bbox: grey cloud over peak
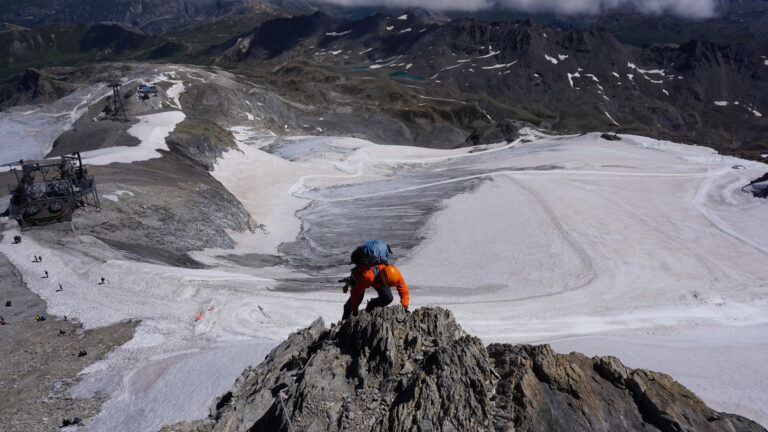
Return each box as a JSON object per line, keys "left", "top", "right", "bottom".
{"left": 316, "top": 0, "right": 722, "bottom": 18}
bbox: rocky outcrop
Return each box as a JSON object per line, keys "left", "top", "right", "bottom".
{"left": 490, "top": 344, "right": 762, "bottom": 432}
{"left": 0, "top": 68, "right": 71, "bottom": 110}
{"left": 164, "top": 307, "right": 766, "bottom": 432}
{"left": 210, "top": 11, "right": 768, "bottom": 158}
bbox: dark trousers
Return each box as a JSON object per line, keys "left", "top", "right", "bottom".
{"left": 342, "top": 285, "right": 394, "bottom": 319}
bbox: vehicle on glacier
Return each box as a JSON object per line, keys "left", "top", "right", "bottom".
{"left": 5, "top": 153, "right": 100, "bottom": 228}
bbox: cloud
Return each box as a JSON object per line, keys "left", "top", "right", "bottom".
{"left": 316, "top": 0, "right": 722, "bottom": 18}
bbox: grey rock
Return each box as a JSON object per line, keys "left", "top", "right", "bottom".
{"left": 165, "top": 307, "right": 494, "bottom": 432}
{"left": 162, "top": 307, "right": 767, "bottom": 432}
{"left": 489, "top": 344, "right": 766, "bottom": 432}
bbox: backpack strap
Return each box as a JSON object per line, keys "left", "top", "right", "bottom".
{"left": 372, "top": 264, "right": 390, "bottom": 287}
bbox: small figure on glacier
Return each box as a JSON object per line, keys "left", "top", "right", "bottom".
{"left": 98, "top": 277, "right": 106, "bottom": 285}
{"left": 341, "top": 240, "right": 409, "bottom": 320}
{"left": 56, "top": 283, "right": 63, "bottom": 292}
{"left": 42, "top": 270, "right": 49, "bottom": 278}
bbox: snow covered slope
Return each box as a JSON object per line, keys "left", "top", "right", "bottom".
{"left": 2, "top": 129, "right": 767, "bottom": 430}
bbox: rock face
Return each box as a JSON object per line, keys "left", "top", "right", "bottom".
{"left": 210, "top": 12, "right": 768, "bottom": 158}
{"left": 0, "top": 68, "right": 71, "bottom": 110}
{"left": 490, "top": 344, "right": 763, "bottom": 432}
{"left": 164, "top": 307, "right": 767, "bottom": 432}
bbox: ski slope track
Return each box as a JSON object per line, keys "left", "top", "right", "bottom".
{"left": 2, "top": 121, "right": 768, "bottom": 430}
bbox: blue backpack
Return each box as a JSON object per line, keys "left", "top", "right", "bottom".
{"left": 350, "top": 240, "right": 392, "bottom": 266}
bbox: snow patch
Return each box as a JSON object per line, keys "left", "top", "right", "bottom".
{"left": 627, "top": 62, "right": 665, "bottom": 75}
{"left": 80, "top": 111, "right": 186, "bottom": 166}
{"left": 115, "top": 189, "right": 134, "bottom": 197}
{"left": 476, "top": 48, "right": 501, "bottom": 59}
{"left": 545, "top": 54, "right": 558, "bottom": 65}
{"left": 714, "top": 101, "right": 729, "bottom": 106}
{"left": 482, "top": 61, "right": 518, "bottom": 70}
{"left": 567, "top": 71, "right": 581, "bottom": 88}
{"left": 604, "top": 111, "right": 620, "bottom": 125}
{"left": 326, "top": 30, "right": 352, "bottom": 37}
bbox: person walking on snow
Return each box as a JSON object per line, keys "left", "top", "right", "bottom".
{"left": 43, "top": 271, "right": 49, "bottom": 278}
{"left": 342, "top": 240, "right": 409, "bottom": 320}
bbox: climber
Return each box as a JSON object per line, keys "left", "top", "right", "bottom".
{"left": 342, "top": 240, "right": 409, "bottom": 320}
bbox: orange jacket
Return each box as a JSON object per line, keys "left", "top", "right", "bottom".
{"left": 349, "top": 264, "right": 409, "bottom": 313}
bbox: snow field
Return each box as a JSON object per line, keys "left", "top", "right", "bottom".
{"left": 207, "top": 129, "right": 768, "bottom": 426}
{"left": 0, "top": 65, "right": 194, "bottom": 167}
{"left": 0, "top": 230, "right": 344, "bottom": 431}
{"left": 80, "top": 111, "right": 186, "bottom": 166}
{"left": 2, "top": 94, "right": 768, "bottom": 430}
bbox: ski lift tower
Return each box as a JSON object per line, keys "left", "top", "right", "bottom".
{"left": 107, "top": 79, "right": 128, "bottom": 122}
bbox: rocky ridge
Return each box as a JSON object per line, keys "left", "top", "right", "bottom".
{"left": 3, "top": 10, "right": 767, "bottom": 157}
{"left": 210, "top": 11, "right": 768, "bottom": 158}
{"left": 163, "top": 307, "right": 766, "bottom": 432}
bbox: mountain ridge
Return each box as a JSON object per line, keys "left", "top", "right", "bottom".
{"left": 207, "top": 11, "right": 767, "bottom": 157}
{"left": 162, "top": 306, "right": 767, "bottom": 432}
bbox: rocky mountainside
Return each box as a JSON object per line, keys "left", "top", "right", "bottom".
{"left": 162, "top": 307, "right": 766, "bottom": 432}
{"left": 0, "top": 68, "right": 73, "bottom": 109}
{"left": 0, "top": 0, "right": 282, "bottom": 32}
{"left": 2, "top": 7, "right": 767, "bottom": 157}
{"left": 3, "top": 0, "right": 767, "bottom": 45}
{"left": 462, "top": 1, "right": 768, "bottom": 46}
{"left": 0, "top": 22, "right": 177, "bottom": 78}
{"left": 209, "top": 11, "right": 768, "bottom": 158}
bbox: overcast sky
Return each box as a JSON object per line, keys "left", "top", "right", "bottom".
{"left": 318, "top": 0, "right": 722, "bottom": 18}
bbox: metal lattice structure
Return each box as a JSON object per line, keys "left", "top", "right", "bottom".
{"left": 106, "top": 80, "right": 129, "bottom": 122}
{"left": 6, "top": 153, "right": 100, "bottom": 228}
